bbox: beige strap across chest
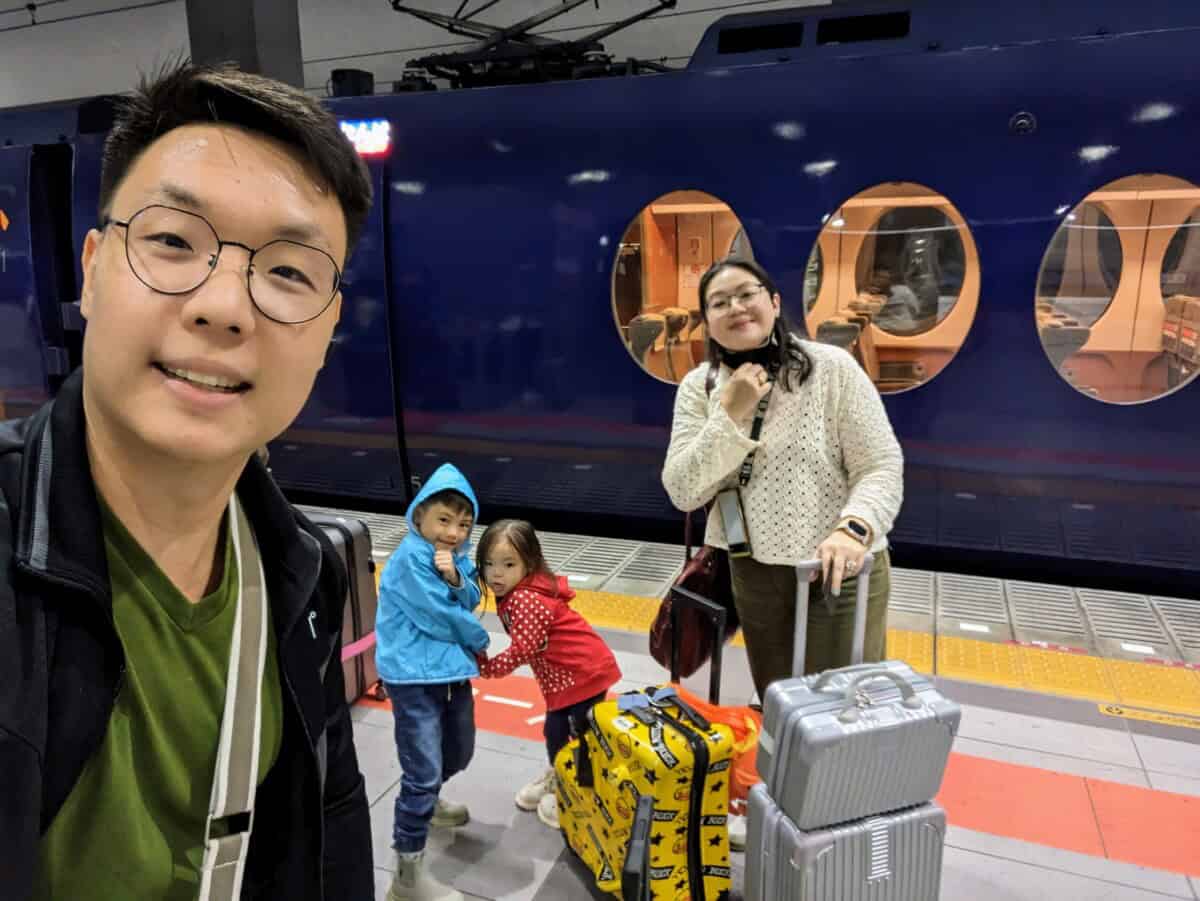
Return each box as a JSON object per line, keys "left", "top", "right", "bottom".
{"left": 197, "top": 493, "right": 269, "bottom": 901}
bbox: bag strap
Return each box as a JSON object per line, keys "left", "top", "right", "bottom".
{"left": 197, "top": 493, "right": 269, "bottom": 901}
{"left": 737, "top": 383, "right": 773, "bottom": 488}
{"left": 683, "top": 363, "right": 773, "bottom": 558}
{"left": 647, "top": 686, "right": 711, "bottom": 732}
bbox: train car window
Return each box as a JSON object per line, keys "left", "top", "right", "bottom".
{"left": 1036, "top": 174, "right": 1200, "bottom": 404}
{"left": 816, "top": 11, "right": 910, "bottom": 45}
{"left": 718, "top": 22, "right": 804, "bottom": 55}
{"left": 803, "top": 181, "right": 979, "bottom": 394}
{"left": 612, "top": 189, "right": 751, "bottom": 384}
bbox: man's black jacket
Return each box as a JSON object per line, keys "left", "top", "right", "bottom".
{"left": 0, "top": 369, "right": 373, "bottom": 898}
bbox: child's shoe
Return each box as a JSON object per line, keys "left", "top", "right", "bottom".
{"left": 727, "top": 811, "right": 747, "bottom": 852}
{"left": 387, "top": 850, "right": 464, "bottom": 901}
{"left": 515, "top": 766, "right": 556, "bottom": 811}
{"left": 536, "top": 791, "right": 560, "bottom": 830}
{"left": 430, "top": 797, "right": 469, "bottom": 828}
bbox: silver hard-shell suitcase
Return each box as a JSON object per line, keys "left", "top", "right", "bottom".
{"left": 745, "top": 783, "right": 945, "bottom": 901}
{"left": 757, "top": 556, "right": 960, "bottom": 830}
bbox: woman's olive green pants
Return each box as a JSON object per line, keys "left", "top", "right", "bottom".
{"left": 729, "top": 550, "right": 892, "bottom": 700}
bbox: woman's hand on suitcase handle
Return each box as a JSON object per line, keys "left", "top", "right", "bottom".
{"left": 816, "top": 530, "right": 867, "bottom": 596}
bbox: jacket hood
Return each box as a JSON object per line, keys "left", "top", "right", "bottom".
{"left": 405, "top": 463, "right": 479, "bottom": 534}
{"left": 514, "top": 571, "right": 575, "bottom": 603}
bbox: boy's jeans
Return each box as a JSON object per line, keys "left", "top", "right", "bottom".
{"left": 385, "top": 680, "right": 476, "bottom": 853}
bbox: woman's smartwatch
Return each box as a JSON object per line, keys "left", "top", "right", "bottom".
{"left": 837, "top": 516, "right": 872, "bottom": 547}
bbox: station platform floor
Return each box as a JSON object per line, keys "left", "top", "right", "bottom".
{"left": 301, "top": 505, "right": 1200, "bottom": 900}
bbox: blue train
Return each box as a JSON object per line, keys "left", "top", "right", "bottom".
{"left": 2, "top": 0, "right": 1199, "bottom": 597}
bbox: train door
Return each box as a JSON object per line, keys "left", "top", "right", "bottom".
{"left": 266, "top": 159, "right": 409, "bottom": 503}
{"left": 0, "top": 143, "right": 76, "bottom": 420}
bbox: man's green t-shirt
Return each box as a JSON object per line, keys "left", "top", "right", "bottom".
{"left": 33, "top": 502, "right": 284, "bottom": 899}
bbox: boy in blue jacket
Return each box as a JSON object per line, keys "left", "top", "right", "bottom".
{"left": 377, "top": 463, "right": 488, "bottom": 901}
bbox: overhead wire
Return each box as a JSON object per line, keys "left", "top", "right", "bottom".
{"left": 0, "top": 0, "right": 178, "bottom": 36}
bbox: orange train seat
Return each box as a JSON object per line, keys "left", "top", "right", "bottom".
{"left": 848, "top": 315, "right": 881, "bottom": 382}
{"left": 630, "top": 308, "right": 697, "bottom": 382}
{"left": 817, "top": 313, "right": 926, "bottom": 392}
{"left": 659, "top": 307, "right": 698, "bottom": 381}
{"left": 815, "top": 317, "right": 861, "bottom": 354}
{"left": 1161, "top": 296, "right": 1184, "bottom": 356}
{"left": 1038, "top": 320, "right": 1092, "bottom": 373}
{"left": 627, "top": 314, "right": 665, "bottom": 368}
{"left": 1179, "top": 298, "right": 1199, "bottom": 365}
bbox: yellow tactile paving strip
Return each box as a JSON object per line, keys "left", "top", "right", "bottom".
{"left": 372, "top": 571, "right": 1200, "bottom": 716}
{"left": 937, "top": 636, "right": 1028, "bottom": 689}
{"left": 1021, "top": 647, "right": 1115, "bottom": 703}
{"left": 1106, "top": 659, "right": 1200, "bottom": 717}
{"left": 570, "top": 590, "right": 661, "bottom": 633}
{"left": 563, "top": 589, "right": 1200, "bottom": 716}
{"left": 886, "top": 629, "right": 935, "bottom": 675}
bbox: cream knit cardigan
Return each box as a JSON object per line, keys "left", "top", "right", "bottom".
{"left": 662, "top": 339, "right": 904, "bottom": 566}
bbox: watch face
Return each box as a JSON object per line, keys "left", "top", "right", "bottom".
{"left": 847, "top": 520, "right": 867, "bottom": 537}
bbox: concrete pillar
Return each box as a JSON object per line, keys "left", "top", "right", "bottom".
{"left": 186, "top": 0, "right": 304, "bottom": 88}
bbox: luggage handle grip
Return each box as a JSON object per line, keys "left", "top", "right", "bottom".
{"left": 793, "top": 553, "right": 874, "bottom": 577}
{"left": 648, "top": 687, "right": 712, "bottom": 733}
{"left": 792, "top": 552, "right": 874, "bottom": 677}
{"left": 818, "top": 670, "right": 923, "bottom": 723}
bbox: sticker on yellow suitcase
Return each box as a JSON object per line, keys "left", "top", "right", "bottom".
{"left": 555, "top": 687, "right": 736, "bottom": 900}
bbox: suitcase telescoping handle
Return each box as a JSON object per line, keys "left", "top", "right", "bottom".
{"left": 667, "top": 585, "right": 728, "bottom": 705}
{"left": 791, "top": 553, "right": 874, "bottom": 678}
{"left": 813, "top": 669, "right": 924, "bottom": 723}
{"left": 621, "top": 793, "right": 655, "bottom": 901}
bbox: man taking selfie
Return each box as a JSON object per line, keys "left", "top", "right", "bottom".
{"left": 0, "top": 61, "right": 375, "bottom": 899}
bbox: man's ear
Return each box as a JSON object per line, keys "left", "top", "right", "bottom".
{"left": 321, "top": 292, "right": 344, "bottom": 369}
{"left": 79, "top": 228, "right": 104, "bottom": 320}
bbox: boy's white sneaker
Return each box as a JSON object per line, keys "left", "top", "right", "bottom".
{"left": 388, "top": 850, "right": 463, "bottom": 901}
{"left": 515, "top": 766, "right": 557, "bottom": 811}
{"left": 430, "top": 797, "right": 469, "bottom": 828}
{"left": 536, "top": 791, "right": 560, "bottom": 830}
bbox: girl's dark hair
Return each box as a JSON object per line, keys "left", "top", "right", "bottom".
{"left": 698, "top": 255, "right": 813, "bottom": 391}
{"left": 476, "top": 519, "right": 554, "bottom": 584}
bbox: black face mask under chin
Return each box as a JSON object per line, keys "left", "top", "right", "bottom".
{"left": 716, "top": 334, "right": 778, "bottom": 371}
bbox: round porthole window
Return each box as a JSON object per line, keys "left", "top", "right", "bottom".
{"left": 612, "top": 190, "right": 752, "bottom": 384}
{"left": 803, "top": 182, "right": 980, "bottom": 394}
{"left": 1036, "top": 174, "right": 1200, "bottom": 403}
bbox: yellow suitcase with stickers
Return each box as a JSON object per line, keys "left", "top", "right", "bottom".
{"left": 555, "top": 686, "right": 735, "bottom": 900}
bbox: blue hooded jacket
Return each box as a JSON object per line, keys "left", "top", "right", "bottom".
{"left": 375, "top": 463, "right": 489, "bottom": 685}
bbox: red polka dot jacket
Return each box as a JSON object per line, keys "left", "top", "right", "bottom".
{"left": 478, "top": 572, "right": 621, "bottom": 711}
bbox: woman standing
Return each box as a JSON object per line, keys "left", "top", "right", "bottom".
{"left": 662, "top": 257, "right": 904, "bottom": 701}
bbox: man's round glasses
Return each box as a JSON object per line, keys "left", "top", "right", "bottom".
{"left": 102, "top": 204, "right": 342, "bottom": 325}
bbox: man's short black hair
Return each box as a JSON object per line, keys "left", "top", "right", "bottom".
{"left": 98, "top": 59, "right": 373, "bottom": 256}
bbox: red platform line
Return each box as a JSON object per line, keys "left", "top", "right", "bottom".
{"left": 935, "top": 752, "right": 1106, "bottom": 857}
{"left": 354, "top": 673, "right": 1200, "bottom": 877}
{"left": 1086, "top": 778, "right": 1200, "bottom": 875}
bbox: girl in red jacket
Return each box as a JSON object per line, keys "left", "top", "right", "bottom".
{"left": 475, "top": 519, "right": 621, "bottom": 829}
